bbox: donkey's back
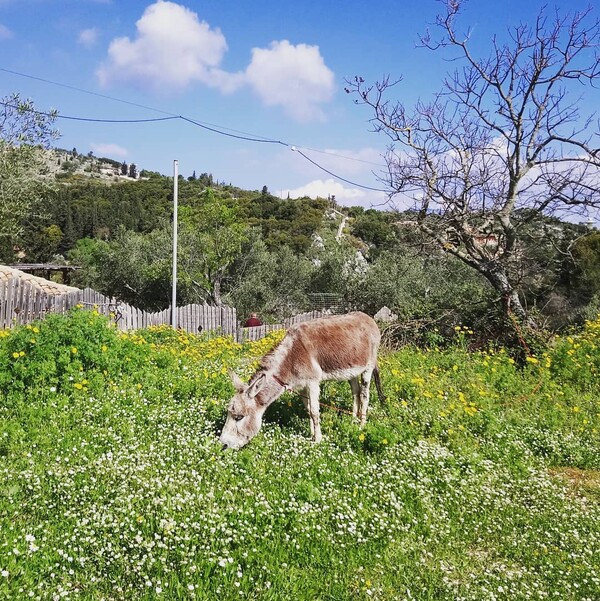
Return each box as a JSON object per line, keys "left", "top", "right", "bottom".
{"left": 280, "top": 311, "right": 381, "bottom": 382}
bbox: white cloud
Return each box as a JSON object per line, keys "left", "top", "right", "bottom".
{"left": 201, "top": 40, "right": 335, "bottom": 120}
{"left": 282, "top": 178, "right": 386, "bottom": 207}
{"left": 78, "top": 27, "right": 98, "bottom": 48}
{"left": 244, "top": 40, "right": 335, "bottom": 122}
{"left": 96, "top": 1, "right": 227, "bottom": 91}
{"left": 90, "top": 142, "right": 128, "bottom": 158}
{"left": 96, "top": 2, "right": 334, "bottom": 121}
{"left": 0, "top": 23, "right": 13, "bottom": 40}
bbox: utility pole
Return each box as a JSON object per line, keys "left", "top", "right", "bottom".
{"left": 171, "top": 160, "right": 179, "bottom": 329}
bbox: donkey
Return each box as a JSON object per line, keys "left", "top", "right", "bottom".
{"left": 219, "top": 311, "right": 384, "bottom": 450}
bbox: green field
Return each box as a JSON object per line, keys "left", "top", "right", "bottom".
{"left": 1, "top": 309, "right": 599, "bottom": 600}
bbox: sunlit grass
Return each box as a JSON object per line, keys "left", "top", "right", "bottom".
{"left": 1, "top": 309, "right": 599, "bottom": 599}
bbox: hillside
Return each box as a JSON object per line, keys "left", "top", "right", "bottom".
{"left": 43, "top": 148, "right": 141, "bottom": 183}
{"left": 5, "top": 146, "right": 599, "bottom": 331}
{"left": 30, "top": 156, "right": 339, "bottom": 260}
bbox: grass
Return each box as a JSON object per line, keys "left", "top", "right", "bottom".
{"left": 0, "top": 308, "right": 599, "bottom": 600}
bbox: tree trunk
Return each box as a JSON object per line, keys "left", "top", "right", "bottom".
{"left": 482, "top": 266, "right": 536, "bottom": 329}
{"left": 503, "top": 289, "right": 532, "bottom": 326}
{"left": 211, "top": 278, "right": 222, "bottom": 307}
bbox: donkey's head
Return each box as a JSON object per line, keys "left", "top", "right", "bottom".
{"left": 219, "top": 372, "right": 268, "bottom": 450}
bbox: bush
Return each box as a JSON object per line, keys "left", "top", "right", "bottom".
{"left": 0, "top": 307, "right": 151, "bottom": 395}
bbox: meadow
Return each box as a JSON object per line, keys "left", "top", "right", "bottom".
{"left": 1, "top": 308, "right": 599, "bottom": 600}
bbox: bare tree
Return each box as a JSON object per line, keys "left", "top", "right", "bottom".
{"left": 346, "top": 1, "right": 600, "bottom": 325}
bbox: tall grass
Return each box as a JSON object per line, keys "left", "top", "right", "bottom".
{"left": 1, "top": 309, "right": 599, "bottom": 600}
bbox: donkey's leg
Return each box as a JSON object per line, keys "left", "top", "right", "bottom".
{"left": 306, "top": 381, "right": 322, "bottom": 443}
{"left": 299, "top": 388, "right": 314, "bottom": 439}
{"left": 358, "top": 368, "right": 373, "bottom": 427}
{"left": 350, "top": 377, "right": 361, "bottom": 421}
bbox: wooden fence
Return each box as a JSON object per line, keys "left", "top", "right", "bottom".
{"left": 0, "top": 278, "right": 325, "bottom": 340}
{"left": 238, "top": 311, "right": 326, "bottom": 341}
{"left": 0, "top": 279, "right": 239, "bottom": 336}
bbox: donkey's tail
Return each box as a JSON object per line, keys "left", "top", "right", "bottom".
{"left": 373, "top": 365, "right": 386, "bottom": 403}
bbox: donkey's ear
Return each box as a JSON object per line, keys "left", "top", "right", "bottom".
{"left": 247, "top": 373, "right": 266, "bottom": 398}
{"left": 230, "top": 371, "right": 246, "bottom": 392}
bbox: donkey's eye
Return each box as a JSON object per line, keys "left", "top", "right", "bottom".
{"left": 233, "top": 414, "right": 245, "bottom": 422}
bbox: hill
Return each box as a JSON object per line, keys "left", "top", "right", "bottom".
{"left": 7, "top": 146, "right": 599, "bottom": 332}
{"left": 43, "top": 148, "right": 141, "bottom": 183}
{"left": 19, "top": 148, "right": 342, "bottom": 264}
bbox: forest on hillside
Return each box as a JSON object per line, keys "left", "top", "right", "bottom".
{"left": 4, "top": 163, "right": 600, "bottom": 346}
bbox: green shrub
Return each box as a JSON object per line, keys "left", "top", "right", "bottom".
{"left": 0, "top": 307, "right": 152, "bottom": 395}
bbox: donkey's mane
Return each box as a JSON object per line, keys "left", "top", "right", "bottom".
{"left": 248, "top": 339, "right": 284, "bottom": 384}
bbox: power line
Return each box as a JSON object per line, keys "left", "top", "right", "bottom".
{"left": 0, "top": 67, "right": 291, "bottom": 141}
{"left": 179, "top": 116, "right": 288, "bottom": 146}
{"left": 0, "top": 99, "right": 180, "bottom": 124}
{"left": 0, "top": 67, "right": 177, "bottom": 117}
{"left": 291, "top": 147, "right": 388, "bottom": 192}
{"left": 59, "top": 114, "right": 179, "bottom": 125}
{"left": 299, "top": 145, "right": 385, "bottom": 167}
{"left": 0, "top": 67, "right": 389, "bottom": 190}
{"left": 0, "top": 99, "right": 287, "bottom": 142}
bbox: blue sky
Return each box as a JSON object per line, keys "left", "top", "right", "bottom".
{"left": 0, "top": 0, "right": 598, "bottom": 207}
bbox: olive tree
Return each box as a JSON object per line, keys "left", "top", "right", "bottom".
{"left": 178, "top": 188, "right": 248, "bottom": 306}
{"left": 68, "top": 228, "right": 173, "bottom": 310}
{"left": 0, "top": 94, "right": 59, "bottom": 259}
{"left": 347, "top": 1, "right": 600, "bottom": 326}
{"left": 226, "top": 231, "right": 315, "bottom": 321}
